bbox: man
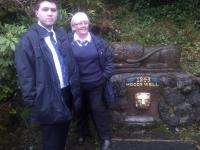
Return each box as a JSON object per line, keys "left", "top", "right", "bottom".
{"left": 15, "top": 1, "right": 80, "bottom": 150}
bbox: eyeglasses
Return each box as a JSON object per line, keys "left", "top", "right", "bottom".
{"left": 74, "top": 21, "right": 89, "bottom": 26}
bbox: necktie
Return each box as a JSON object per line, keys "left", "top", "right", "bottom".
{"left": 49, "top": 32, "right": 68, "bottom": 87}
{"left": 77, "top": 40, "right": 89, "bottom": 47}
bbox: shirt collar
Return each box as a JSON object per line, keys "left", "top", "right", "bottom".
{"left": 38, "top": 21, "right": 55, "bottom": 36}
{"left": 74, "top": 32, "right": 91, "bottom": 42}
{"left": 38, "top": 22, "right": 57, "bottom": 42}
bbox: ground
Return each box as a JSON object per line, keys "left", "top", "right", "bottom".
{"left": 0, "top": 121, "right": 200, "bottom": 150}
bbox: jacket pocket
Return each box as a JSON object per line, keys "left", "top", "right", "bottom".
{"left": 32, "top": 84, "right": 70, "bottom": 124}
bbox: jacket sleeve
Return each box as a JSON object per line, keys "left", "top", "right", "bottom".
{"left": 15, "top": 37, "right": 36, "bottom": 107}
{"left": 67, "top": 44, "right": 81, "bottom": 113}
{"left": 102, "top": 39, "right": 113, "bottom": 80}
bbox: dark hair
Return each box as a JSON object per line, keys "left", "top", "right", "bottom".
{"left": 34, "top": 0, "right": 58, "bottom": 11}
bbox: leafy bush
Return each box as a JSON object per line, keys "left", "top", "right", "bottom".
{"left": 0, "top": 24, "right": 27, "bottom": 142}
{"left": 0, "top": 24, "right": 27, "bottom": 102}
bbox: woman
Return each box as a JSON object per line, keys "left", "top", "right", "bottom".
{"left": 69, "top": 12, "right": 113, "bottom": 150}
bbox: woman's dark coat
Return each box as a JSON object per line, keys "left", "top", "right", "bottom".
{"left": 68, "top": 32, "right": 114, "bottom": 102}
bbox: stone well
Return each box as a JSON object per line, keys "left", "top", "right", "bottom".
{"left": 109, "top": 43, "right": 200, "bottom": 126}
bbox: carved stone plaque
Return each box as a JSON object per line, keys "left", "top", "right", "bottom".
{"left": 125, "top": 74, "right": 161, "bottom": 125}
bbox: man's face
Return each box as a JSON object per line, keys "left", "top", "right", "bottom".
{"left": 35, "top": 1, "right": 58, "bottom": 29}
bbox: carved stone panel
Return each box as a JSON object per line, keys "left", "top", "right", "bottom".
{"left": 125, "top": 74, "right": 161, "bottom": 125}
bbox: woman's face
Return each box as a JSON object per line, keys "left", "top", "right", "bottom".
{"left": 73, "top": 20, "right": 89, "bottom": 37}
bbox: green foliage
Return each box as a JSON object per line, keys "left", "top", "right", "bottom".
{"left": 57, "top": 1, "right": 107, "bottom": 31}
{"left": 181, "top": 41, "right": 200, "bottom": 75}
{"left": 108, "top": 0, "right": 200, "bottom": 75}
{"left": 57, "top": 8, "right": 72, "bottom": 28}
{"left": 0, "top": 0, "right": 36, "bottom": 24}
{"left": 66, "top": 0, "right": 105, "bottom": 12}
{"left": 0, "top": 24, "right": 27, "bottom": 102}
{"left": 177, "top": 123, "right": 200, "bottom": 141}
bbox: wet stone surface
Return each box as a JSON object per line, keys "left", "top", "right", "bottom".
{"left": 111, "top": 140, "right": 198, "bottom": 150}
{"left": 110, "top": 72, "right": 200, "bottom": 126}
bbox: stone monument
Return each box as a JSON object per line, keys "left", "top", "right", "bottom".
{"left": 110, "top": 43, "right": 200, "bottom": 126}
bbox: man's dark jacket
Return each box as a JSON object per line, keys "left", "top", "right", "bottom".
{"left": 15, "top": 23, "right": 81, "bottom": 124}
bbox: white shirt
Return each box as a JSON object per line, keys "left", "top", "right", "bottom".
{"left": 74, "top": 32, "right": 91, "bottom": 47}
{"left": 38, "top": 22, "right": 65, "bottom": 88}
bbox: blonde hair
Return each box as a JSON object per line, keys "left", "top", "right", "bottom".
{"left": 71, "top": 12, "right": 89, "bottom": 31}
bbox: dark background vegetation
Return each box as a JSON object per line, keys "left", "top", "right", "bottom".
{"left": 0, "top": 0, "right": 200, "bottom": 149}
